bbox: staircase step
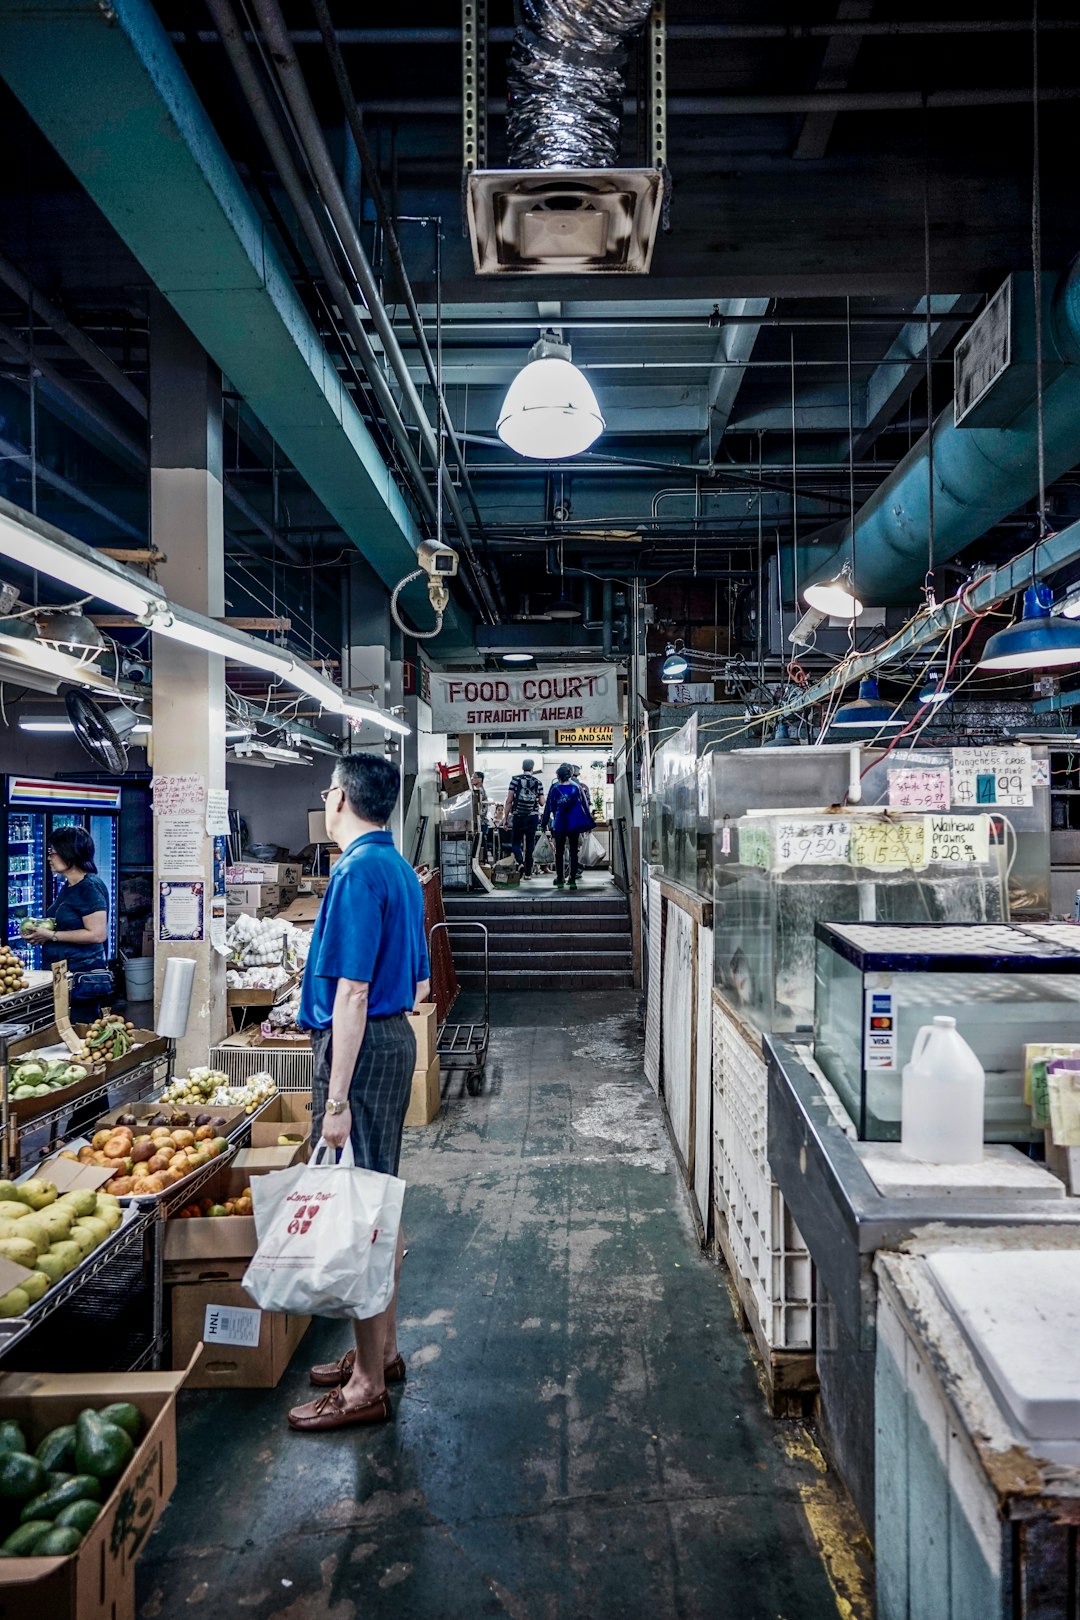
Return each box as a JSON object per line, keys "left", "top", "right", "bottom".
{"left": 456, "top": 968, "right": 635, "bottom": 991}
{"left": 447, "top": 920, "right": 631, "bottom": 940}
{"left": 443, "top": 897, "right": 628, "bottom": 918}
{"left": 455, "top": 947, "right": 632, "bottom": 968}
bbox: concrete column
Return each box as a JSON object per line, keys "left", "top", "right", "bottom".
{"left": 149, "top": 295, "right": 227, "bottom": 1069}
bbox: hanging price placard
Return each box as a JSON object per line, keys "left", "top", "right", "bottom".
{"left": 849, "top": 817, "right": 927, "bottom": 868}
{"left": 737, "top": 824, "right": 772, "bottom": 868}
{"left": 887, "top": 766, "right": 951, "bottom": 811}
{"left": 773, "top": 817, "right": 852, "bottom": 869}
{"left": 926, "top": 814, "right": 991, "bottom": 865}
{"left": 952, "top": 747, "right": 1032, "bottom": 808}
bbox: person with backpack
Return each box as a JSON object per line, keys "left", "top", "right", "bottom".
{"left": 504, "top": 758, "right": 544, "bottom": 880}
{"left": 541, "top": 763, "right": 595, "bottom": 890}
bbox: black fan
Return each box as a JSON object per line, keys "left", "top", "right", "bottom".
{"left": 64, "top": 689, "right": 128, "bottom": 773}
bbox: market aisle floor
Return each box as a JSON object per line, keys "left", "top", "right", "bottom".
{"left": 138, "top": 993, "right": 861, "bottom": 1620}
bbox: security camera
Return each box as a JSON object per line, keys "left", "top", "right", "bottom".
{"left": 121, "top": 654, "right": 150, "bottom": 684}
{"left": 417, "top": 539, "right": 459, "bottom": 579}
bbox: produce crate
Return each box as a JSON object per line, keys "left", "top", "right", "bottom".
{"left": 169, "top": 1277, "right": 308, "bottom": 1390}
{"left": 0, "top": 1357, "right": 190, "bottom": 1620}
{"left": 711, "top": 993, "right": 816, "bottom": 1364}
{"left": 208, "top": 1036, "right": 313, "bottom": 1092}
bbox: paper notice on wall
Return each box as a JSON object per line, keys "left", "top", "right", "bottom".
{"left": 152, "top": 773, "right": 206, "bottom": 817}
{"left": 773, "top": 817, "right": 851, "bottom": 869}
{"left": 951, "top": 747, "right": 1033, "bottom": 809}
{"left": 202, "top": 1302, "right": 262, "bottom": 1348}
{"left": 158, "top": 817, "right": 204, "bottom": 878}
{"left": 158, "top": 880, "right": 205, "bottom": 943}
{"left": 1033, "top": 757, "right": 1051, "bottom": 788}
{"left": 205, "top": 788, "right": 230, "bottom": 837}
{"left": 849, "top": 817, "right": 927, "bottom": 869}
{"left": 887, "top": 766, "right": 951, "bottom": 811}
{"left": 209, "top": 899, "right": 228, "bottom": 957}
{"left": 926, "top": 814, "right": 991, "bottom": 865}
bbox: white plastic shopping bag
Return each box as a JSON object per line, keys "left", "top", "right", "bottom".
{"left": 242, "top": 1140, "right": 405, "bottom": 1321}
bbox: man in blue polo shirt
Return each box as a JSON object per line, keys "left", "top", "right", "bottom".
{"left": 288, "top": 753, "right": 430, "bottom": 1434}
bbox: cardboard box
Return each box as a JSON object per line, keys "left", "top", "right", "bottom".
{"left": 0, "top": 1359, "right": 190, "bottom": 1620}
{"left": 249, "top": 1091, "right": 312, "bottom": 1150}
{"left": 278, "top": 894, "right": 321, "bottom": 926}
{"left": 405, "top": 1053, "right": 441, "bottom": 1127}
{"left": 407, "top": 1002, "right": 438, "bottom": 1070}
{"left": 162, "top": 1141, "right": 305, "bottom": 1273}
{"left": 227, "top": 862, "right": 301, "bottom": 889}
{"left": 226, "top": 882, "right": 286, "bottom": 912}
{"left": 170, "top": 1280, "right": 309, "bottom": 1389}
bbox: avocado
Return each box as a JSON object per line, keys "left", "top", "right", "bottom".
{"left": 0, "top": 1451, "right": 46, "bottom": 1502}
{"left": 73, "top": 1412, "right": 133, "bottom": 1482}
{"left": 34, "top": 1524, "right": 83, "bottom": 1555}
{"left": 20, "top": 1474, "right": 101, "bottom": 1522}
{"left": 97, "top": 1403, "right": 142, "bottom": 1442}
{"left": 54, "top": 1498, "right": 100, "bottom": 1535}
{"left": 1, "top": 1519, "right": 52, "bottom": 1556}
{"left": 0, "top": 1422, "right": 26, "bottom": 1456}
{"left": 35, "top": 1425, "right": 76, "bottom": 1473}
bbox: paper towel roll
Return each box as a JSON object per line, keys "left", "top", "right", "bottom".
{"left": 156, "top": 956, "right": 197, "bottom": 1038}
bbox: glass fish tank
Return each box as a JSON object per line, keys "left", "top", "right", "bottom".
{"left": 813, "top": 921, "right": 1080, "bottom": 1141}
{"left": 655, "top": 713, "right": 711, "bottom": 896}
{"left": 713, "top": 812, "right": 1004, "bottom": 1034}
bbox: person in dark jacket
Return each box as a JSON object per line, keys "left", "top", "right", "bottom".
{"left": 504, "top": 758, "right": 544, "bottom": 879}
{"left": 540, "top": 763, "right": 593, "bottom": 890}
{"left": 23, "top": 826, "right": 112, "bottom": 1021}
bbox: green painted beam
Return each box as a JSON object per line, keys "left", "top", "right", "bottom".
{"left": 0, "top": 0, "right": 473, "bottom": 652}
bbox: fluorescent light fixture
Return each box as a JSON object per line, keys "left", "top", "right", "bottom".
{"left": 803, "top": 561, "right": 864, "bottom": 619}
{"left": 18, "top": 718, "right": 73, "bottom": 732}
{"left": 0, "top": 629, "right": 115, "bottom": 693}
{"left": 832, "top": 675, "right": 905, "bottom": 729}
{"left": 232, "top": 741, "right": 312, "bottom": 766}
{"left": 502, "top": 652, "right": 535, "bottom": 664}
{"left": 0, "top": 499, "right": 162, "bottom": 618}
{"left": 659, "top": 645, "right": 690, "bottom": 684}
{"left": 789, "top": 605, "right": 827, "bottom": 648}
{"left": 496, "top": 336, "right": 604, "bottom": 461}
{"left": 979, "top": 582, "right": 1080, "bottom": 670}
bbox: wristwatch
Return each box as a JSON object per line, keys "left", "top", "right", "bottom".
{"left": 325, "top": 1098, "right": 348, "bottom": 1115}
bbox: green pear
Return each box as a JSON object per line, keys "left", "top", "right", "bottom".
{"left": 92, "top": 1202, "right": 122, "bottom": 1232}
{"left": 48, "top": 1241, "right": 81, "bottom": 1276}
{"left": 13, "top": 1219, "right": 50, "bottom": 1258}
{"left": 64, "top": 1225, "right": 96, "bottom": 1258}
{"left": 34, "top": 1252, "right": 66, "bottom": 1284}
{"left": 0, "top": 1237, "right": 40, "bottom": 1269}
{"left": 0, "top": 1288, "right": 29, "bottom": 1318}
{"left": 18, "top": 1272, "right": 49, "bottom": 1305}
{"left": 74, "top": 1216, "right": 108, "bottom": 1246}
{"left": 0, "top": 1202, "right": 30, "bottom": 1223}
{"left": 0, "top": 1182, "right": 19, "bottom": 1203}
{"left": 16, "top": 1180, "right": 57, "bottom": 1212}
{"left": 37, "top": 1208, "right": 73, "bottom": 1242}
{"left": 56, "top": 1189, "right": 96, "bottom": 1219}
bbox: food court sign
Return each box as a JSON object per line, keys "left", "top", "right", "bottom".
{"left": 430, "top": 664, "right": 621, "bottom": 734}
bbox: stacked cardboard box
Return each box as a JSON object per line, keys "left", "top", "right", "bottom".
{"left": 405, "top": 1003, "right": 440, "bottom": 1126}
{"left": 226, "top": 861, "right": 303, "bottom": 920}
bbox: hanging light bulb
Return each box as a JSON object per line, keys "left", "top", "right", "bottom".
{"left": 832, "top": 675, "right": 904, "bottom": 729}
{"left": 496, "top": 334, "right": 604, "bottom": 460}
{"left": 979, "top": 582, "right": 1080, "bottom": 670}
{"left": 659, "top": 644, "right": 690, "bottom": 684}
{"left": 803, "top": 560, "right": 864, "bottom": 619}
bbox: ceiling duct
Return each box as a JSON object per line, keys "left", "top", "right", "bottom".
{"left": 467, "top": 0, "right": 664, "bottom": 275}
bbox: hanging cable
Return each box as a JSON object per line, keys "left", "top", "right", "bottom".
{"left": 845, "top": 297, "right": 857, "bottom": 654}
{"left": 1032, "top": 0, "right": 1049, "bottom": 549}
{"left": 923, "top": 116, "right": 936, "bottom": 603}
{"left": 789, "top": 334, "right": 799, "bottom": 613}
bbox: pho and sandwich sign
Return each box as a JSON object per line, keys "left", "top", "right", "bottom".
{"left": 430, "top": 663, "right": 621, "bottom": 734}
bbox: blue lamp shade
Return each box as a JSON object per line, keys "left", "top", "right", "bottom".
{"left": 918, "top": 670, "right": 951, "bottom": 705}
{"left": 832, "top": 675, "right": 904, "bottom": 729}
{"left": 660, "top": 647, "right": 690, "bottom": 684}
{"left": 979, "top": 582, "right": 1080, "bottom": 670}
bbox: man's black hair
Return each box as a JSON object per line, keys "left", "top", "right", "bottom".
{"left": 332, "top": 753, "right": 401, "bottom": 825}
{"left": 49, "top": 825, "right": 98, "bottom": 873}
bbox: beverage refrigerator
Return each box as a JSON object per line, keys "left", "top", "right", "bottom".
{"left": 4, "top": 778, "right": 121, "bottom": 969}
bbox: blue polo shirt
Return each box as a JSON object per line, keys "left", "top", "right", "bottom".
{"left": 298, "top": 831, "right": 430, "bottom": 1032}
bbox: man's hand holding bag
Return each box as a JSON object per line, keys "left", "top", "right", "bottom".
{"left": 242, "top": 1140, "right": 404, "bottom": 1321}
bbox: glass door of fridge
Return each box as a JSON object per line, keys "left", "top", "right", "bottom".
{"left": 88, "top": 814, "right": 119, "bottom": 957}
{"left": 7, "top": 810, "right": 45, "bottom": 969}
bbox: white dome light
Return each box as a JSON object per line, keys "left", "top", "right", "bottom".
{"left": 803, "top": 562, "right": 864, "bottom": 619}
{"left": 496, "top": 339, "right": 604, "bottom": 461}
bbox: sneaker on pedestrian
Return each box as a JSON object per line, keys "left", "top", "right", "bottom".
{"left": 553, "top": 878, "right": 564, "bottom": 889}
{"left": 567, "top": 879, "right": 577, "bottom": 890}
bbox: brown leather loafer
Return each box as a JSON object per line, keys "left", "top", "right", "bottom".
{"left": 310, "top": 1349, "right": 406, "bottom": 1388}
{"left": 288, "top": 1387, "right": 392, "bottom": 1431}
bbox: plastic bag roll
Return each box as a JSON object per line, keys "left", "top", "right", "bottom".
{"left": 156, "top": 956, "right": 196, "bottom": 1038}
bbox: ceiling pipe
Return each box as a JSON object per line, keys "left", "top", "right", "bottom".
{"left": 800, "top": 261, "right": 1080, "bottom": 606}
{"left": 308, "top": 0, "right": 502, "bottom": 613}
{"left": 0, "top": 249, "right": 147, "bottom": 420}
{"left": 180, "top": 20, "right": 1080, "bottom": 46}
{"left": 0, "top": 434, "right": 144, "bottom": 541}
{"left": 341, "top": 87, "right": 1080, "bottom": 116}
{"left": 247, "top": 0, "right": 501, "bottom": 626}
{"left": 0, "top": 319, "right": 146, "bottom": 466}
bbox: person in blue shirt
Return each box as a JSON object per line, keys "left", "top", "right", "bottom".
{"left": 289, "top": 753, "right": 431, "bottom": 1435}
{"left": 23, "top": 826, "right": 112, "bottom": 1020}
{"left": 540, "top": 763, "right": 593, "bottom": 890}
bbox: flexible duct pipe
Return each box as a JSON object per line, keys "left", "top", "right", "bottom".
{"left": 800, "top": 260, "right": 1080, "bottom": 605}
{"left": 249, "top": 0, "right": 500, "bottom": 625}
{"left": 507, "top": 0, "right": 655, "bottom": 169}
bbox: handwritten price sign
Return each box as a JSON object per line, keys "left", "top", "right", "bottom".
{"left": 888, "top": 766, "right": 951, "bottom": 811}
{"left": 773, "top": 818, "right": 852, "bottom": 869}
{"left": 152, "top": 773, "right": 206, "bottom": 817}
{"left": 952, "top": 747, "right": 1032, "bottom": 809}
{"left": 926, "top": 815, "right": 990, "bottom": 864}
{"left": 849, "top": 817, "right": 928, "bottom": 868}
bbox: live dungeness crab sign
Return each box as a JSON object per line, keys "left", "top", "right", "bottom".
{"left": 430, "top": 664, "right": 621, "bottom": 733}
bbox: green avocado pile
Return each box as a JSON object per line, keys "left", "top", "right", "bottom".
{"left": 0, "top": 1403, "right": 142, "bottom": 1557}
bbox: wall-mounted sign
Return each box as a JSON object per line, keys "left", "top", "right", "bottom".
{"left": 555, "top": 725, "right": 615, "bottom": 746}
{"left": 430, "top": 664, "right": 621, "bottom": 734}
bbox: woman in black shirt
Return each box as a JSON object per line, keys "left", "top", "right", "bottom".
{"left": 23, "top": 826, "right": 112, "bottom": 1022}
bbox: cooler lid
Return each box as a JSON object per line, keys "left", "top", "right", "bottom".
{"left": 927, "top": 1249, "right": 1080, "bottom": 1441}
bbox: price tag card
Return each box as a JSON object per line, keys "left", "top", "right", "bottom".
{"left": 952, "top": 747, "right": 1033, "bottom": 809}
{"left": 849, "top": 817, "right": 927, "bottom": 869}
{"left": 926, "top": 814, "right": 990, "bottom": 865}
{"left": 737, "top": 824, "right": 772, "bottom": 869}
{"left": 888, "top": 766, "right": 951, "bottom": 811}
{"left": 773, "top": 817, "right": 851, "bottom": 869}
{"left": 203, "top": 1302, "right": 262, "bottom": 1349}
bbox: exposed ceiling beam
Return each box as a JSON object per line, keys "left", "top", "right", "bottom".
{"left": 341, "top": 88, "right": 1080, "bottom": 116}
{"left": 794, "top": 0, "right": 874, "bottom": 162}
{"left": 695, "top": 298, "right": 771, "bottom": 461}
{"left": 176, "top": 20, "right": 1080, "bottom": 45}
{"left": 851, "top": 293, "right": 979, "bottom": 460}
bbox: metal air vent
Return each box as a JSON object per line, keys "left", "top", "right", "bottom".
{"left": 467, "top": 169, "right": 662, "bottom": 276}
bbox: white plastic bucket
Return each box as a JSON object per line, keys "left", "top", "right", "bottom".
{"left": 123, "top": 955, "right": 154, "bottom": 1001}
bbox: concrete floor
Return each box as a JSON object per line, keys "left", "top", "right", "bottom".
{"left": 137, "top": 992, "right": 854, "bottom": 1620}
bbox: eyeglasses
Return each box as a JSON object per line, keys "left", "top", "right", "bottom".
{"left": 319, "top": 788, "right": 341, "bottom": 804}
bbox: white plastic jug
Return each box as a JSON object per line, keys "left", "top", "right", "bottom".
{"left": 900, "top": 1015, "right": 985, "bottom": 1164}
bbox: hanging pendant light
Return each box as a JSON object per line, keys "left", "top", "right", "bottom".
{"left": 496, "top": 334, "right": 604, "bottom": 460}
{"left": 659, "top": 644, "right": 690, "bottom": 684}
{"left": 832, "top": 675, "right": 904, "bottom": 729}
{"left": 978, "top": 582, "right": 1080, "bottom": 670}
{"left": 803, "top": 560, "right": 864, "bottom": 619}
{"left": 918, "top": 669, "right": 952, "bottom": 705}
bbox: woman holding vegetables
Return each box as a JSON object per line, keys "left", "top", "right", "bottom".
{"left": 22, "top": 827, "right": 112, "bottom": 1024}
